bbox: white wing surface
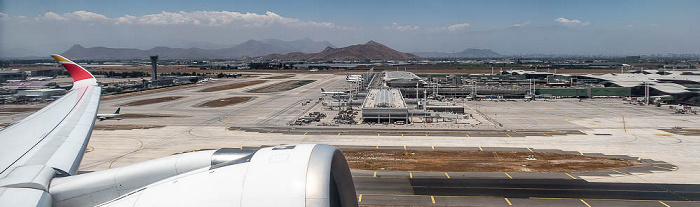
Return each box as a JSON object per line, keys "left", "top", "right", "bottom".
{"left": 0, "top": 55, "right": 100, "bottom": 206}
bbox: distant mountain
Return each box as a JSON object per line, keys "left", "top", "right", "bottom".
{"left": 59, "top": 38, "right": 335, "bottom": 59}
{"left": 211, "top": 38, "right": 334, "bottom": 58}
{"left": 262, "top": 41, "right": 420, "bottom": 61}
{"left": 62, "top": 44, "right": 221, "bottom": 59}
{"left": 413, "top": 49, "right": 502, "bottom": 58}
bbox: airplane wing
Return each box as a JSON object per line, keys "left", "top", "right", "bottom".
{"left": 0, "top": 55, "right": 101, "bottom": 206}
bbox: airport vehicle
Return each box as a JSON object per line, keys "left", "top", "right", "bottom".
{"left": 321, "top": 88, "right": 349, "bottom": 95}
{"left": 670, "top": 105, "right": 699, "bottom": 114}
{"left": 96, "top": 107, "right": 121, "bottom": 121}
{"left": 0, "top": 55, "right": 357, "bottom": 207}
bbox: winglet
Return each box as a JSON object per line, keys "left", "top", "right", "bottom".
{"left": 51, "top": 54, "right": 97, "bottom": 89}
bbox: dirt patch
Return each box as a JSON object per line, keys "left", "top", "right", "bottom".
{"left": 198, "top": 80, "right": 266, "bottom": 92}
{"left": 263, "top": 74, "right": 295, "bottom": 79}
{"left": 102, "top": 83, "right": 207, "bottom": 101}
{"left": 0, "top": 108, "right": 42, "bottom": 113}
{"left": 118, "top": 113, "right": 187, "bottom": 119}
{"left": 94, "top": 125, "right": 164, "bottom": 130}
{"left": 195, "top": 96, "right": 254, "bottom": 108}
{"left": 660, "top": 128, "right": 700, "bottom": 136}
{"left": 247, "top": 80, "right": 315, "bottom": 93}
{"left": 342, "top": 149, "right": 636, "bottom": 173}
{"left": 120, "top": 96, "right": 185, "bottom": 106}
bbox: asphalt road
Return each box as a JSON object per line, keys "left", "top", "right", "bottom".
{"left": 354, "top": 173, "right": 700, "bottom": 206}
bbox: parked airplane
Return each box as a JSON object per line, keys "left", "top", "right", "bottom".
{"left": 321, "top": 88, "right": 348, "bottom": 95}
{"left": 0, "top": 55, "right": 357, "bottom": 207}
{"left": 97, "top": 107, "right": 121, "bottom": 121}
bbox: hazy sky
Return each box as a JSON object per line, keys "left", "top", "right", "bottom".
{"left": 1, "top": 0, "right": 699, "bottom": 57}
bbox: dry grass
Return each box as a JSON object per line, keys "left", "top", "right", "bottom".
{"left": 247, "top": 80, "right": 315, "bottom": 93}
{"left": 198, "top": 80, "right": 266, "bottom": 92}
{"left": 343, "top": 149, "right": 636, "bottom": 173}
{"left": 120, "top": 96, "right": 185, "bottom": 106}
{"left": 93, "top": 125, "right": 164, "bottom": 130}
{"left": 195, "top": 96, "right": 254, "bottom": 107}
{"left": 0, "top": 108, "right": 42, "bottom": 113}
{"left": 263, "top": 74, "right": 295, "bottom": 79}
{"left": 102, "top": 84, "right": 205, "bottom": 101}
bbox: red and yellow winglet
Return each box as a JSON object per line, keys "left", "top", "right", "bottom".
{"left": 51, "top": 54, "right": 97, "bottom": 88}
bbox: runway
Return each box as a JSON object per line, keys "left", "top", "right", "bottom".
{"left": 354, "top": 172, "right": 700, "bottom": 206}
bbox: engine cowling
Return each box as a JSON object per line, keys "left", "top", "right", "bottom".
{"left": 52, "top": 144, "right": 357, "bottom": 207}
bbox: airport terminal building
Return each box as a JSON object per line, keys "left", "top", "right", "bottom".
{"left": 361, "top": 88, "right": 409, "bottom": 123}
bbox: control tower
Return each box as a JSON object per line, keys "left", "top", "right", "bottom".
{"left": 150, "top": 55, "right": 158, "bottom": 80}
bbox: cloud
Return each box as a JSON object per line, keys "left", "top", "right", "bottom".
{"left": 0, "top": 12, "right": 7, "bottom": 18}
{"left": 36, "top": 12, "right": 68, "bottom": 21}
{"left": 443, "top": 23, "right": 471, "bottom": 31}
{"left": 30, "top": 10, "right": 347, "bottom": 29}
{"left": 511, "top": 21, "right": 531, "bottom": 27}
{"left": 385, "top": 22, "right": 419, "bottom": 31}
{"left": 554, "top": 17, "right": 590, "bottom": 27}
{"left": 625, "top": 24, "right": 634, "bottom": 28}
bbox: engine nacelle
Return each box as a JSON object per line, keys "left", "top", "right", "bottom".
{"left": 53, "top": 144, "right": 357, "bottom": 207}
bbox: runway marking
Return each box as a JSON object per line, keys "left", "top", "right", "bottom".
{"left": 376, "top": 145, "right": 379, "bottom": 149}
{"left": 506, "top": 134, "right": 511, "bottom": 138}
{"left": 304, "top": 132, "right": 307, "bottom": 135}
{"left": 373, "top": 171, "right": 377, "bottom": 178}
{"left": 358, "top": 194, "right": 362, "bottom": 203}
{"left": 431, "top": 146, "right": 435, "bottom": 150}
{"left": 659, "top": 201, "right": 670, "bottom": 207}
{"left": 566, "top": 173, "right": 577, "bottom": 179}
{"left": 444, "top": 172, "right": 451, "bottom": 179}
{"left": 479, "top": 146, "right": 483, "bottom": 151}
{"left": 613, "top": 169, "right": 631, "bottom": 176}
{"left": 504, "top": 198, "right": 512, "bottom": 206}
{"left": 466, "top": 133, "right": 470, "bottom": 137}
{"left": 580, "top": 199, "right": 592, "bottom": 207}
{"left": 409, "top": 172, "right": 413, "bottom": 179}
{"left": 505, "top": 173, "right": 513, "bottom": 179}
{"left": 378, "top": 133, "right": 380, "bottom": 137}
{"left": 108, "top": 137, "right": 144, "bottom": 169}
{"left": 403, "top": 145, "right": 407, "bottom": 150}
{"left": 579, "top": 151, "right": 584, "bottom": 155}
{"left": 223, "top": 119, "right": 229, "bottom": 122}
{"left": 338, "top": 132, "right": 341, "bottom": 136}
{"left": 527, "top": 148, "right": 533, "bottom": 152}
{"left": 653, "top": 166, "right": 677, "bottom": 171}
{"left": 431, "top": 196, "right": 435, "bottom": 204}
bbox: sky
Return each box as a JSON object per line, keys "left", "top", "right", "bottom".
{"left": 1, "top": 0, "right": 699, "bottom": 57}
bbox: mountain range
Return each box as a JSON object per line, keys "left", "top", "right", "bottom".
{"left": 261, "top": 41, "right": 419, "bottom": 61}
{"left": 412, "top": 49, "right": 502, "bottom": 58}
{"left": 60, "top": 38, "right": 335, "bottom": 60}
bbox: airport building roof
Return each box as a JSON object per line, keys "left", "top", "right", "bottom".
{"left": 363, "top": 88, "right": 407, "bottom": 108}
{"left": 581, "top": 71, "right": 700, "bottom": 94}
{"left": 383, "top": 71, "right": 422, "bottom": 82}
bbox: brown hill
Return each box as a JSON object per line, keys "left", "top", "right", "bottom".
{"left": 261, "top": 41, "right": 419, "bottom": 61}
